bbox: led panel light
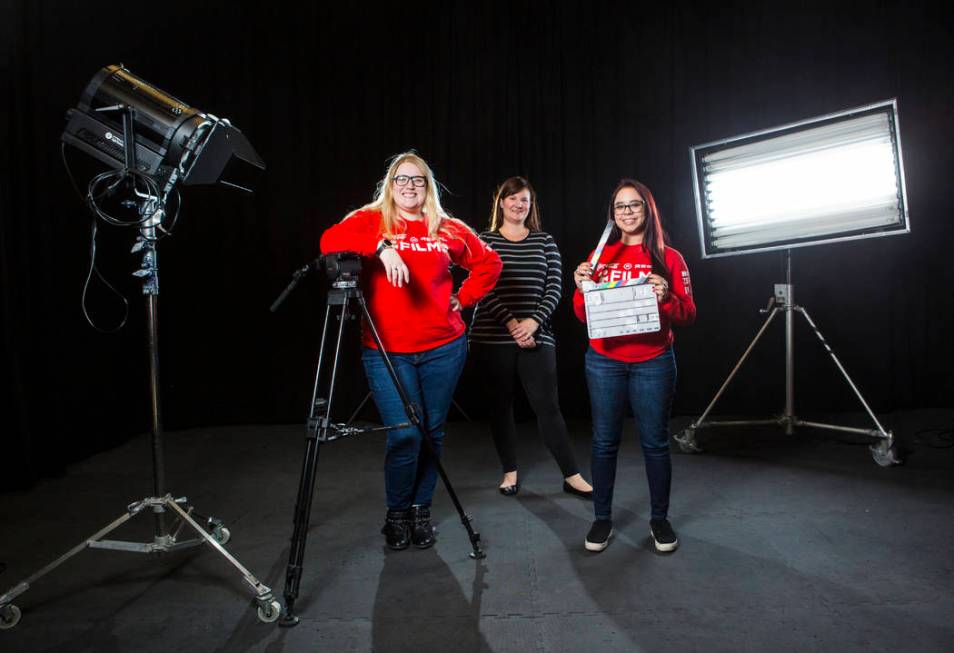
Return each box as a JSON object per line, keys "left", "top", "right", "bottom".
{"left": 690, "top": 99, "right": 909, "bottom": 258}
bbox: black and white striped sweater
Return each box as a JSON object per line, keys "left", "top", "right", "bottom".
{"left": 469, "top": 230, "right": 562, "bottom": 346}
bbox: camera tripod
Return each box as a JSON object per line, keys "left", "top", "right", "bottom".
{"left": 271, "top": 254, "right": 485, "bottom": 628}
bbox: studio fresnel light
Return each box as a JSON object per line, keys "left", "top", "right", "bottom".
{"left": 63, "top": 64, "right": 263, "bottom": 194}
{"left": 0, "top": 66, "right": 279, "bottom": 632}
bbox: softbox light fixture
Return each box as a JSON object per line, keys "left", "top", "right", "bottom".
{"left": 690, "top": 99, "right": 909, "bottom": 259}
{"left": 62, "top": 64, "right": 264, "bottom": 193}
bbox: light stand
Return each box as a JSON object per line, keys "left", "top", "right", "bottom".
{"left": 673, "top": 249, "right": 900, "bottom": 466}
{"left": 0, "top": 92, "right": 278, "bottom": 630}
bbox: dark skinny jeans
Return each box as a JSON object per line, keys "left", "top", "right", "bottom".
{"left": 475, "top": 343, "right": 579, "bottom": 478}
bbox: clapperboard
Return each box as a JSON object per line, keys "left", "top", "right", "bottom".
{"left": 581, "top": 220, "right": 661, "bottom": 339}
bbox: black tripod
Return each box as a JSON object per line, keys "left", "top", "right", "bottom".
{"left": 272, "top": 253, "right": 485, "bottom": 628}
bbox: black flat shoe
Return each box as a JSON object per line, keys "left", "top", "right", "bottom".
{"left": 563, "top": 480, "right": 593, "bottom": 499}
{"left": 498, "top": 482, "right": 519, "bottom": 496}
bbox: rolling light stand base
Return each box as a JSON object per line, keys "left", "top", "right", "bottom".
{"left": 0, "top": 494, "right": 281, "bottom": 629}
{"left": 675, "top": 419, "right": 900, "bottom": 466}
{"left": 675, "top": 261, "right": 900, "bottom": 467}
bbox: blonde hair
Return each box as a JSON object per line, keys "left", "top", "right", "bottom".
{"left": 347, "top": 151, "right": 456, "bottom": 240}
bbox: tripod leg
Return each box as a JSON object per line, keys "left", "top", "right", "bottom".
{"left": 281, "top": 300, "right": 351, "bottom": 626}
{"left": 794, "top": 306, "right": 900, "bottom": 465}
{"left": 345, "top": 392, "right": 373, "bottom": 426}
{"left": 674, "top": 307, "right": 780, "bottom": 453}
{"left": 0, "top": 509, "right": 138, "bottom": 626}
{"left": 418, "top": 436, "right": 485, "bottom": 559}
{"left": 279, "top": 437, "right": 321, "bottom": 627}
{"left": 162, "top": 499, "right": 279, "bottom": 621}
{"left": 359, "top": 299, "right": 485, "bottom": 558}
{"left": 450, "top": 398, "right": 472, "bottom": 422}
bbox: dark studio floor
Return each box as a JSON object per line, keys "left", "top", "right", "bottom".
{"left": 1, "top": 411, "right": 953, "bottom": 652}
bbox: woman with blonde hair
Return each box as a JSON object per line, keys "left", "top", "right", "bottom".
{"left": 320, "top": 152, "right": 501, "bottom": 550}
{"left": 470, "top": 176, "right": 592, "bottom": 499}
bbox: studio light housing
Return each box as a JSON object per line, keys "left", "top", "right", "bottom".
{"left": 62, "top": 64, "right": 264, "bottom": 193}
{"left": 690, "top": 99, "right": 909, "bottom": 258}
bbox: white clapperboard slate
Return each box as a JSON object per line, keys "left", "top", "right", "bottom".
{"left": 581, "top": 219, "right": 661, "bottom": 339}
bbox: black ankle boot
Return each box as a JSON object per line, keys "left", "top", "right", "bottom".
{"left": 381, "top": 509, "right": 411, "bottom": 550}
{"left": 411, "top": 505, "right": 436, "bottom": 549}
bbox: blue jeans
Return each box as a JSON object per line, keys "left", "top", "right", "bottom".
{"left": 362, "top": 335, "right": 467, "bottom": 510}
{"left": 585, "top": 347, "right": 677, "bottom": 522}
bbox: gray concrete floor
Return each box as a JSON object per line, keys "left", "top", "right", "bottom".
{"left": 1, "top": 412, "right": 952, "bottom": 652}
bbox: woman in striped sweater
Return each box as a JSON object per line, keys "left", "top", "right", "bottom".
{"left": 470, "top": 177, "right": 592, "bottom": 498}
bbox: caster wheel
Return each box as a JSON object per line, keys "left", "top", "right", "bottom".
{"left": 212, "top": 526, "right": 231, "bottom": 545}
{"left": 674, "top": 429, "right": 702, "bottom": 454}
{"left": 0, "top": 604, "right": 21, "bottom": 630}
{"left": 257, "top": 599, "right": 282, "bottom": 623}
{"left": 870, "top": 441, "right": 901, "bottom": 467}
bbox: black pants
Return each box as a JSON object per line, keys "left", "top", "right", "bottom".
{"left": 474, "top": 344, "right": 579, "bottom": 478}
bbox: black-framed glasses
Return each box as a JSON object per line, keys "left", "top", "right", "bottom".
{"left": 393, "top": 175, "right": 427, "bottom": 188}
{"left": 613, "top": 200, "right": 645, "bottom": 214}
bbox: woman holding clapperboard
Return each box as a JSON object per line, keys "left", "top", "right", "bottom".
{"left": 572, "top": 179, "right": 696, "bottom": 554}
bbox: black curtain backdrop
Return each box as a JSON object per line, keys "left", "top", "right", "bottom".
{"left": 2, "top": 1, "right": 952, "bottom": 489}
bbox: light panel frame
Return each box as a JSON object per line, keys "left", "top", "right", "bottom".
{"left": 690, "top": 99, "right": 910, "bottom": 259}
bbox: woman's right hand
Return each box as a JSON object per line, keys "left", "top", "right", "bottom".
{"left": 507, "top": 318, "right": 536, "bottom": 348}
{"left": 573, "top": 261, "right": 594, "bottom": 290}
{"left": 380, "top": 248, "right": 409, "bottom": 287}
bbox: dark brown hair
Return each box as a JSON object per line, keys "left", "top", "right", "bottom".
{"left": 606, "top": 179, "right": 670, "bottom": 282}
{"left": 488, "top": 176, "right": 542, "bottom": 232}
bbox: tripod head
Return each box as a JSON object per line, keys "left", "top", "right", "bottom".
{"left": 322, "top": 252, "right": 361, "bottom": 286}
{"left": 271, "top": 251, "right": 366, "bottom": 313}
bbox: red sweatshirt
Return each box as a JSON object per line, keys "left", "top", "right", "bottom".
{"left": 573, "top": 242, "right": 696, "bottom": 362}
{"left": 320, "top": 209, "right": 502, "bottom": 352}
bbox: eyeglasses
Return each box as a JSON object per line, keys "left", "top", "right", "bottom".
{"left": 614, "top": 200, "right": 645, "bottom": 214}
{"left": 393, "top": 175, "right": 427, "bottom": 188}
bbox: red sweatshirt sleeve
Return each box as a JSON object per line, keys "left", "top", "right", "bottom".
{"left": 572, "top": 249, "right": 597, "bottom": 323}
{"left": 659, "top": 248, "right": 696, "bottom": 326}
{"left": 446, "top": 219, "right": 502, "bottom": 308}
{"left": 319, "top": 210, "right": 381, "bottom": 257}
{"left": 573, "top": 287, "right": 586, "bottom": 322}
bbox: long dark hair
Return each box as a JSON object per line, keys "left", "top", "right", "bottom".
{"left": 606, "top": 178, "right": 670, "bottom": 283}
{"left": 488, "top": 176, "right": 542, "bottom": 232}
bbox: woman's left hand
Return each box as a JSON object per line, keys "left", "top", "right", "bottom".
{"left": 647, "top": 274, "right": 670, "bottom": 303}
{"left": 449, "top": 294, "right": 462, "bottom": 312}
{"left": 508, "top": 318, "right": 539, "bottom": 341}
{"left": 516, "top": 334, "right": 536, "bottom": 348}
